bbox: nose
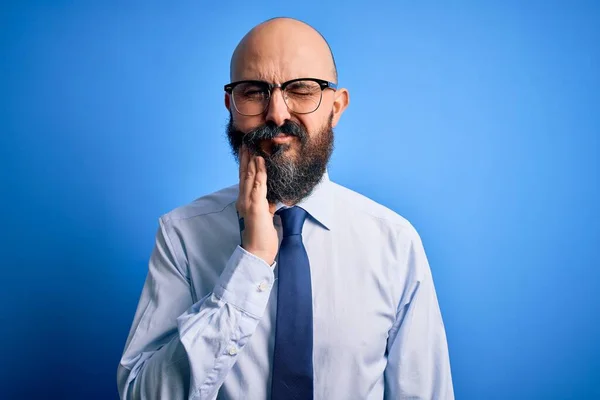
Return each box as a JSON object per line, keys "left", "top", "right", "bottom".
{"left": 265, "top": 87, "right": 291, "bottom": 127}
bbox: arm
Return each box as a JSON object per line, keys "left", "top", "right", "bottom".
{"left": 384, "top": 234, "right": 454, "bottom": 400}
{"left": 117, "top": 218, "right": 275, "bottom": 400}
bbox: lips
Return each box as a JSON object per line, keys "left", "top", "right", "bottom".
{"left": 271, "top": 133, "right": 293, "bottom": 144}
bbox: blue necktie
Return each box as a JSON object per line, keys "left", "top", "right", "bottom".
{"left": 271, "top": 206, "right": 314, "bottom": 400}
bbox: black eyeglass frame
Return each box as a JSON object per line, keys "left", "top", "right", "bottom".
{"left": 224, "top": 77, "right": 338, "bottom": 116}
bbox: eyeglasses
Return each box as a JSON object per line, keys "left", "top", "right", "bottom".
{"left": 224, "top": 78, "right": 337, "bottom": 116}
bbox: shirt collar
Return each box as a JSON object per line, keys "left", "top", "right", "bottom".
{"left": 275, "top": 169, "right": 334, "bottom": 231}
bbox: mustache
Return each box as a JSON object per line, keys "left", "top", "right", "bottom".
{"left": 242, "top": 120, "right": 307, "bottom": 149}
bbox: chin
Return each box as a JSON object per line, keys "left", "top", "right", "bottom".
{"left": 273, "top": 143, "right": 299, "bottom": 158}
{"left": 260, "top": 142, "right": 296, "bottom": 158}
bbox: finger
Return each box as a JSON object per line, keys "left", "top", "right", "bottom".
{"left": 236, "top": 146, "right": 247, "bottom": 212}
{"left": 241, "top": 154, "right": 257, "bottom": 206}
{"left": 237, "top": 147, "right": 252, "bottom": 214}
{"left": 251, "top": 156, "right": 268, "bottom": 205}
{"left": 238, "top": 145, "right": 248, "bottom": 182}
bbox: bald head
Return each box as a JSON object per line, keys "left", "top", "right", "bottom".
{"left": 230, "top": 18, "right": 337, "bottom": 84}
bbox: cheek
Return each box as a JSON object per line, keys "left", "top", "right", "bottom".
{"left": 232, "top": 114, "right": 264, "bottom": 133}
{"left": 297, "top": 115, "right": 320, "bottom": 136}
{"left": 298, "top": 111, "right": 330, "bottom": 136}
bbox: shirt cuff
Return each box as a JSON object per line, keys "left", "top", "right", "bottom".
{"left": 213, "top": 246, "right": 276, "bottom": 318}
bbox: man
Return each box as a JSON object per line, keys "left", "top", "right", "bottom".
{"left": 118, "top": 17, "right": 453, "bottom": 400}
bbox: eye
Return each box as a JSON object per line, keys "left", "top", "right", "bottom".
{"left": 243, "top": 87, "right": 268, "bottom": 97}
{"left": 233, "top": 83, "right": 269, "bottom": 101}
{"left": 286, "top": 81, "right": 321, "bottom": 96}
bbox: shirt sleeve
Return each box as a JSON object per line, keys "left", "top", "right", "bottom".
{"left": 384, "top": 232, "right": 454, "bottom": 400}
{"left": 117, "top": 217, "right": 275, "bottom": 400}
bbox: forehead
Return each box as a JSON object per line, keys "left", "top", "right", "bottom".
{"left": 231, "top": 33, "right": 334, "bottom": 83}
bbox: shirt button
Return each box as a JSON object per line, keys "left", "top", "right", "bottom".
{"left": 227, "top": 346, "right": 238, "bottom": 356}
{"left": 258, "top": 281, "right": 269, "bottom": 292}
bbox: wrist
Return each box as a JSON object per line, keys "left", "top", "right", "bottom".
{"left": 242, "top": 246, "right": 275, "bottom": 266}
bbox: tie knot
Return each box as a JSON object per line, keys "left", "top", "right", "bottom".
{"left": 277, "top": 206, "right": 308, "bottom": 237}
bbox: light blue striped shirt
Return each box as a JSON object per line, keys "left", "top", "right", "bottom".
{"left": 117, "top": 172, "right": 454, "bottom": 399}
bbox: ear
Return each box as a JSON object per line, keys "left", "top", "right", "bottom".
{"left": 224, "top": 93, "right": 232, "bottom": 111}
{"left": 331, "top": 88, "right": 349, "bottom": 127}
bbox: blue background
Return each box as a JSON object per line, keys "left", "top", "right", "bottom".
{"left": 1, "top": 1, "right": 599, "bottom": 399}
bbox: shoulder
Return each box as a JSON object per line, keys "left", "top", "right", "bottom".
{"left": 160, "top": 183, "right": 238, "bottom": 225}
{"left": 330, "top": 180, "right": 421, "bottom": 241}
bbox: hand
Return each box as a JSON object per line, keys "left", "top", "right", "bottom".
{"left": 236, "top": 146, "right": 278, "bottom": 266}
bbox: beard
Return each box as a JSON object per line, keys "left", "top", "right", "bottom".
{"left": 226, "top": 113, "right": 334, "bottom": 205}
